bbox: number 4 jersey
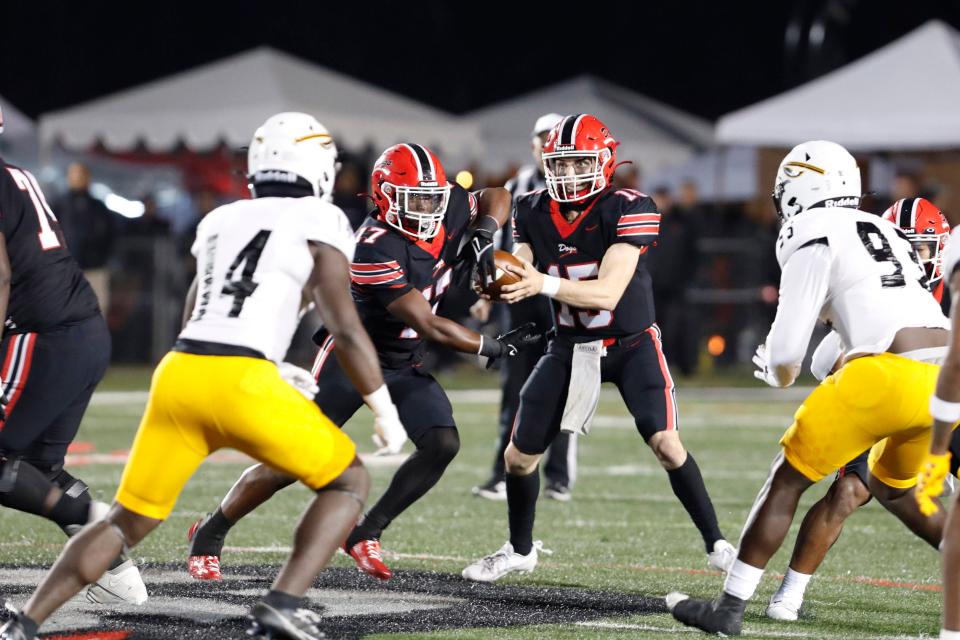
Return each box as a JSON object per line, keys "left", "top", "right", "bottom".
{"left": 775, "top": 206, "right": 948, "bottom": 359}
{"left": 180, "top": 196, "right": 355, "bottom": 362}
{"left": 513, "top": 187, "right": 659, "bottom": 337}
{"left": 0, "top": 160, "right": 100, "bottom": 333}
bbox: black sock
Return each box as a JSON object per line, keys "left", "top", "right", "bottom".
{"left": 347, "top": 428, "right": 459, "bottom": 548}
{"left": 263, "top": 589, "right": 305, "bottom": 611}
{"left": 47, "top": 492, "right": 90, "bottom": 530}
{"left": 189, "top": 507, "right": 235, "bottom": 556}
{"left": 667, "top": 454, "right": 724, "bottom": 552}
{"left": 17, "top": 614, "right": 38, "bottom": 639}
{"left": 507, "top": 471, "right": 539, "bottom": 556}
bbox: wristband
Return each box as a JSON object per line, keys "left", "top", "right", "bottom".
{"left": 364, "top": 384, "right": 398, "bottom": 418}
{"left": 930, "top": 395, "right": 960, "bottom": 423}
{"left": 540, "top": 274, "right": 561, "bottom": 298}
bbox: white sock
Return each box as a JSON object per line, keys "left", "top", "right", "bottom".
{"left": 775, "top": 567, "right": 812, "bottom": 602}
{"left": 940, "top": 629, "right": 960, "bottom": 639}
{"left": 723, "top": 559, "right": 765, "bottom": 601}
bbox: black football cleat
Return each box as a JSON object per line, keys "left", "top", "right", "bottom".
{"left": 246, "top": 601, "right": 326, "bottom": 640}
{"left": 0, "top": 602, "right": 15, "bottom": 624}
{"left": 0, "top": 616, "right": 33, "bottom": 640}
{"left": 667, "top": 591, "right": 746, "bottom": 636}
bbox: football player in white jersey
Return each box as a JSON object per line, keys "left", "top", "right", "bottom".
{"left": 916, "top": 227, "right": 960, "bottom": 640}
{"left": 0, "top": 113, "right": 406, "bottom": 640}
{"left": 668, "top": 140, "right": 951, "bottom": 636}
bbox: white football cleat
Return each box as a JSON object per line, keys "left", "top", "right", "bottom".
{"left": 461, "top": 541, "right": 548, "bottom": 582}
{"left": 707, "top": 539, "right": 737, "bottom": 573}
{"left": 765, "top": 594, "right": 801, "bottom": 621}
{"left": 86, "top": 559, "right": 148, "bottom": 605}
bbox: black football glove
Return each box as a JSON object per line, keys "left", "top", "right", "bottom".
{"left": 479, "top": 322, "right": 543, "bottom": 369}
{"left": 455, "top": 215, "right": 498, "bottom": 288}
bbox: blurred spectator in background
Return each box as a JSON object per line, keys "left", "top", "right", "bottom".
{"left": 333, "top": 160, "right": 369, "bottom": 230}
{"left": 892, "top": 170, "right": 922, "bottom": 201}
{"left": 54, "top": 162, "right": 116, "bottom": 314}
{"left": 127, "top": 195, "right": 170, "bottom": 239}
{"left": 612, "top": 164, "right": 641, "bottom": 191}
{"left": 472, "top": 112, "right": 578, "bottom": 503}
{"left": 649, "top": 181, "right": 701, "bottom": 375}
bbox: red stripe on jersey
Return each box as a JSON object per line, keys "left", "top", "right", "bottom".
{"left": 5, "top": 333, "right": 36, "bottom": 417}
{"left": 645, "top": 324, "right": 677, "bottom": 431}
{"left": 0, "top": 335, "right": 20, "bottom": 382}
{"left": 311, "top": 335, "right": 335, "bottom": 381}
{"left": 351, "top": 271, "right": 405, "bottom": 285}
{"left": 618, "top": 213, "right": 660, "bottom": 226}
{"left": 350, "top": 261, "right": 401, "bottom": 272}
{"left": 617, "top": 226, "right": 659, "bottom": 237}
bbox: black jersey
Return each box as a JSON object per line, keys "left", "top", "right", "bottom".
{"left": 0, "top": 160, "right": 99, "bottom": 334}
{"left": 513, "top": 187, "right": 659, "bottom": 338}
{"left": 336, "top": 184, "right": 477, "bottom": 368}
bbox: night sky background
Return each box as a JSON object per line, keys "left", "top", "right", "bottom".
{"left": 3, "top": 1, "right": 960, "bottom": 121}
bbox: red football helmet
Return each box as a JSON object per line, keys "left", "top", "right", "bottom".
{"left": 370, "top": 143, "right": 451, "bottom": 241}
{"left": 541, "top": 114, "right": 619, "bottom": 203}
{"left": 882, "top": 197, "right": 950, "bottom": 287}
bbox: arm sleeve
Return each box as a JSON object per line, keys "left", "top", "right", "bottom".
{"left": 350, "top": 244, "right": 414, "bottom": 307}
{"left": 810, "top": 330, "right": 843, "bottom": 381}
{"left": 765, "top": 244, "right": 832, "bottom": 372}
{"left": 610, "top": 193, "right": 660, "bottom": 248}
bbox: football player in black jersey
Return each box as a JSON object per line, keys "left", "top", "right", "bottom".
{"left": 462, "top": 114, "right": 734, "bottom": 582}
{"left": 0, "top": 110, "right": 147, "bottom": 605}
{"left": 472, "top": 112, "right": 579, "bottom": 503}
{"left": 186, "top": 143, "right": 540, "bottom": 582}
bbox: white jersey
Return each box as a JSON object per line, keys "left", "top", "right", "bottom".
{"left": 767, "top": 207, "right": 948, "bottom": 369}
{"left": 179, "top": 196, "right": 355, "bottom": 362}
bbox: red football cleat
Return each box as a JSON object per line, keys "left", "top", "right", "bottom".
{"left": 187, "top": 518, "right": 222, "bottom": 581}
{"left": 345, "top": 539, "right": 392, "bottom": 581}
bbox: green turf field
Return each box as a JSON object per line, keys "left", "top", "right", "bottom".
{"left": 0, "top": 366, "right": 944, "bottom": 639}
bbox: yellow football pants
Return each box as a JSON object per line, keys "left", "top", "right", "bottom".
{"left": 781, "top": 352, "right": 943, "bottom": 488}
{"left": 116, "top": 352, "right": 356, "bottom": 520}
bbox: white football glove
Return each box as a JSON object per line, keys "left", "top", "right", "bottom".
{"left": 364, "top": 385, "right": 407, "bottom": 455}
{"left": 278, "top": 362, "right": 319, "bottom": 401}
{"left": 752, "top": 344, "right": 780, "bottom": 388}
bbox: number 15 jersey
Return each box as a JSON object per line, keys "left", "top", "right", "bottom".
{"left": 776, "top": 206, "right": 948, "bottom": 359}
{"left": 180, "top": 196, "right": 355, "bottom": 362}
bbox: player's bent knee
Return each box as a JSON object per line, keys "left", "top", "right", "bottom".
{"left": 319, "top": 456, "right": 370, "bottom": 506}
{"left": 648, "top": 431, "right": 686, "bottom": 469}
{"left": 241, "top": 463, "right": 297, "bottom": 492}
{"left": 504, "top": 443, "right": 540, "bottom": 475}
{"left": 106, "top": 504, "right": 161, "bottom": 549}
{"left": 867, "top": 473, "right": 907, "bottom": 503}
{"left": 420, "top": 428, "right": 460, "bottom": 465}
{"left": 828, "top": 476, "right": 871, "bottom": 515}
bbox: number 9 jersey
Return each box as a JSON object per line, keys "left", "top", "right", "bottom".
{"left": 775, "top": 206, "right": 948, "bottom": 359}
{"left": 179, "top": 196, "right": 355, "bottom": 362}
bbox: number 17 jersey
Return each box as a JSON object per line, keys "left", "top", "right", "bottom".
{"left": 180, "top": 196, "right": 355, "bottom": 362}
{"left": 776, "top": 206, "right": 948, "bottom": 359}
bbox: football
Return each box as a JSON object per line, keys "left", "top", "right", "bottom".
{"left": 480, "top": 250, "right": 525, "bottom": 301}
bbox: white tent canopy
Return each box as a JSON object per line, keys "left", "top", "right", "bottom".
{"left": 38, "top": 47, "right": 482, "bottom": 161}
{"left": 467, "top": 76, "right": 713, "bottom": 176}
{"left": 0, "top": 96, "right": 38, "bottom": 167}
{"left": 717, "top": 20, "right": 960, "bottom": 150}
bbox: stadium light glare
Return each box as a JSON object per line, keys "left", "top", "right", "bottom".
{"left": 455, "top": 170, "right": 474, "bottom": 189}
{"left": 707, "top": 334, "right": 726, "bottom": 357}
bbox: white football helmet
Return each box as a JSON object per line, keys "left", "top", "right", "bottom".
{"left": 247, "top": 112, "right": 338, "bottom": 200}
{"left": 772, "top": 140, "right": 861, "bottom": 222}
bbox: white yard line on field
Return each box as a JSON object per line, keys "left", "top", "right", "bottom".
{"left": 575, "top": 621, "right": 927, "bottom": 639}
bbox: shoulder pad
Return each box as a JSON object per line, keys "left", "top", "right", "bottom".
{"left": 608, "top": 189, "right": 657, "bottom": 214}
{"left": 942, "top": 227, "right": 960, "bottom": 283}
{"left": 776, "top": 209, "right": 834, "bottom": 267}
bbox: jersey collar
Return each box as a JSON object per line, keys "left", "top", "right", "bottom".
{"left": 548, "top": 194, "right": 603, "bottom": 239}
